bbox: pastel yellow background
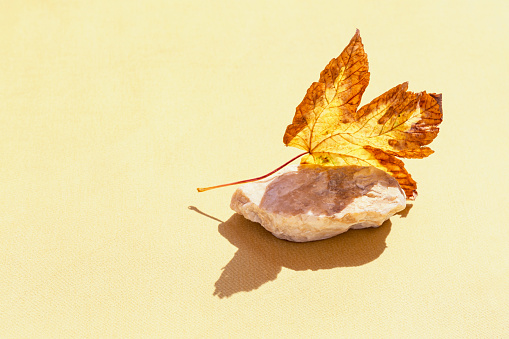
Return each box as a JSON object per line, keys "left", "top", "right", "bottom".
{"left": 1, "top": 0, "right": 508, "bottom": 337}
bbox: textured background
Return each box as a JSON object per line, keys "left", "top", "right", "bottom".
{"left": 1, "top": 0, "right": 508, "bottom": 337}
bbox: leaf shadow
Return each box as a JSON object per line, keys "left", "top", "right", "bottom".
{"left": 213, "top": 213, "right": 392, "bottom": 298}
{"left": 396, "top": 203, "right": 413, "bottom": 218}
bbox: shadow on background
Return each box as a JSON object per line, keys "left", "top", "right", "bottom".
{"left": 396, "top": 203, "right": 412, "bottom": 217}
{"left": 213, "top": 214, "right": 392, "bottom": 298}
{"left": 189, "top": 204, "right": 412, "bottom": 298}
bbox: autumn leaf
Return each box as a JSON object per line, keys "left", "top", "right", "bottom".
{"left": 283, "top": 29, "right": 443, "bottom": 199}
{"left": 197, "top": 29, "right": 442, "bottom": 197}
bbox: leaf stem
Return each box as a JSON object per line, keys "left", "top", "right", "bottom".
{"left": 197, "top": 152, "right": 308, "bottom": 192}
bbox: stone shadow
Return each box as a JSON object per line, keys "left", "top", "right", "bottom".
{"left": 189, "top": 201, "right": 412, "bottom": 299}
{"left": 213, "top": 213, "right": 392, "bottom": 298}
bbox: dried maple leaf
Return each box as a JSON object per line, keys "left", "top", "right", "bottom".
{"left": 283, "top": 29, "right": 442, "bottom": 199}
{"left": 198, "top": 29, "right": 442, "bottom": 199}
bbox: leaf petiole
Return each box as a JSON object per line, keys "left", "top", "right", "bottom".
{"left": 197, "top": 151, "right": 308, "bottom": 192}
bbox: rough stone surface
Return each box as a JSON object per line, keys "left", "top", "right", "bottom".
{"left": 230, "top": 164, "right": 406, "bottom": 242}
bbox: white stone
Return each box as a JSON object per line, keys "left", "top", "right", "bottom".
{"left": 230, "top": 164, "right": 406, "bottom": 242}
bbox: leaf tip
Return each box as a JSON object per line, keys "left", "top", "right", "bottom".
{"left": 407, "top": 191, "right": 418, "bottom": 201}
{"left": 430, "top": 93, "right": 443, "bottom": 115}
{"left": 353, "top": 28, "right": 362, "bottom": 40}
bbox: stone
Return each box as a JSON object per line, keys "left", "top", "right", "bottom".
{"left": 230, "top": 164, "right": 406, "bottom": 242}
